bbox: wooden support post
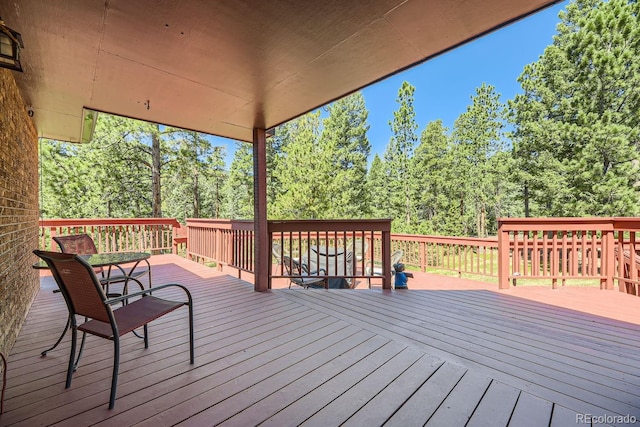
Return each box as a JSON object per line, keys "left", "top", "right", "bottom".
{"left": 603, "top": 230, "right": 615, "bottom": 290}
{"left": 382, "top": 227, "right": 391, "bottom": 290}
{"left": 497, "top": 221, "right": 510, "bottom": 289}
{"left": 253, "top": 128, "right": 269, "bottom": 292}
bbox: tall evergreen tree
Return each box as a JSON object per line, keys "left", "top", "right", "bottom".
{"left": 451, "top": 83, "right": 507, "bottom": 237}
{"left": 85, "top": 114, "right": 157, "bottom": 217}
{"left": 41, "top": 113, "right": 231, "bottom": 221}
{"left": 271, "top": 112, "right": 326, "bottom": 219}
{"left": 222, "top": 142, "right": 254, "bottom": 219}
{"left": 40, "top": 140, "right": 103, "bottom": 218}
{"left": 510, "top": 0, "right": 640, "bottom": 216}
{"left": 320, "top": 92, "right": 371, "bottom": 218}
{"left": 409, "top": 120, "right": 452, "bottom": 234}
{"left": 163, "top": 130, "right": 226, "bottom": 221}
{"left": 202, "top": 146, "right": 228, "bottom": 219}
{"left": 384, "top": 81, "right": 418, "bottom": 231}
{"left": 367, "top": 154, "right": 391, "bottom": 219}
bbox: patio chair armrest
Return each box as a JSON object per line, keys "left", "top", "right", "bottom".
{"left": 100, "top": 275, "right": 146, "bottom": 293}
{"left": 308, "top": 267, "right": 326, "bottom": 276}
{"left": 103, "top": 268, "right": 148, "bottom": 283}
{"left": 104, "top": 260, "right": 150, "bottom": 284}
{"left": 106, "top": 283, "right": 192, "bottom": 306}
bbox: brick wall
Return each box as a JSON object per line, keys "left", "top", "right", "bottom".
{"left": 0, "top": 69, "right": 39, "bottom": 359}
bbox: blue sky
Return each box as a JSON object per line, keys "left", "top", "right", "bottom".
{"left": 362, "top": 1, "right": 567, "bottom": 158}
{"left": 217, "top": 0, "right": 568, "bottom": 165}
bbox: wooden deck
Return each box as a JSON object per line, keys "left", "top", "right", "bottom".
{"left": 2, "top": 255, "right": 640, "bottom": 426}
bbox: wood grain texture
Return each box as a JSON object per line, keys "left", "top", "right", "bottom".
{"left": 3, "top": 254, "right": 639, "bottom": 426}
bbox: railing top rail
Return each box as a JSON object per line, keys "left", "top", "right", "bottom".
{"left": 186, "top": 218, "right": 253, "bottom": 230}
{"left": 268, "top": 219, "right": 392, "bottom": 233}
{"left": 40, "top": 218, "right": 181, "bottom": 227}
{"left": 390, "top": 233, "right": 498, "bottom": 246}
{"left": 611, "top": 218, "right": 640, "bottom": 231}
{"left": 499, "top": 217, "right": 617, "bottom": 231}
{"left": 500, "top": 217, "right": 640, "bottom": 232}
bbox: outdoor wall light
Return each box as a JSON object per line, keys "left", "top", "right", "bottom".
{"left": 0, "top": 17, "right": 24, "bottom": 72}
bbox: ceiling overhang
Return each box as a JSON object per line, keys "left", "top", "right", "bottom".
{"left": 1, "top": 0, "right": 561, "bottom": 143}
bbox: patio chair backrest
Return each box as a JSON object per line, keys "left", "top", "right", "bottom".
{"left": 357, "top": 239, "right": 369, "bottom": 257}
{"left": 53, "top": 233, "right": 99, "bottom": 254}
{"left": 34, "top": 250, "right": 112, "bottom": 323}
{"left": 53, "top": 233, "right": 104, "bottom": 274}
{"left": 391, "top": 249, "right": 404, "bottom": 266}
{"left": 272, "top": 242, "right": 283, "bottom": 264}
{"left": 282, "top": 255, "right": 302, "bottom": 276}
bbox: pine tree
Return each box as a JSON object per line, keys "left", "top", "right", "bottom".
{"left": 510, "top": 0, "right": 640, "bottom": 216}
{"left": 367, "top": 154, "right": 391, "bottom": 219}
{"left": 320, "top": 92, "right": 371, "bottom": 218}
{"left": 163, "top": 130, "right": 225, "bottom": 221}
{"left": 271, "top": 112, "right": 326, "bottom": 219}
{"left": 86, "top": 114, "right": 156, "bottom": 217}
{"left": 451, "top": 83, "right": 507, "bottom": 237}
{"left": 409, "top": 120, "right": 451, "bottom": 234}
{"left": 222, "top": 142, "right": 254, "bottom": 219}
{"left": 384, "top": 81, "right": 418, "bottom": 231}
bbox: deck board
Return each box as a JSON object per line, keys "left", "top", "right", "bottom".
{"left": 257, "top": 340, "right": 407, "bottom": 427}
{"left": 384, "top": 361, "right": 468, "bottom": 427}
{"left": 300, "top": 347, "right": 427, "bottom": 427}
{"left": 424, "top": 370, "right": 492, "bottom": 427}
{"left": 341, "top": 354, "right": 445, "bottom": 427}
{"left": 211, "top": 334, "right": 392, "bottom": 427}
{"left": 278, "top": 286, "right": 640, "bottom": 420}
{"left": 508, "top": 392, "right": 554, "bottom": 427}
{"left": 466, "top": 380, "right": 521, "bottom": 427}
{"left": 2, "top": 255, "right": 640, "bottom": 426}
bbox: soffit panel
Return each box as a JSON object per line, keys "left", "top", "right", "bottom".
{"left": 1, "top": 0, "right": 561, "bottom": 143}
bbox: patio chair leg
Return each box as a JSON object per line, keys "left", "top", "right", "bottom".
{"left": 188, "top": 301, "right": 195, "bottom": 364}
{"left": 109, "top": 336, "right": 120, "bottom": 410}
{"left": 143, "top": 324, "right": 149, "bottom": 349}
{"left": 66, "top": 327, "right": 77, "bottom": 389}
{"left": 41, "top": 315, "right": 70, "bottom": 356}
{"left": 73, "top": 330, "right": 87, "bottom": 372}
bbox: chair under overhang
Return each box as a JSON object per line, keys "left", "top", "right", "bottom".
{"left": 33, "top": 250, "right": 194, "bottom": 409}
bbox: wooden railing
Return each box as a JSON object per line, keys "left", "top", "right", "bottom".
{"left": 268, "top": 219, "right": 393, "bottom": 289}
{"left": 39, "top": 218, "right": 182, "bottom": 253}
{"left": 497, "top": 217, "right": 640, "bottom": 294}
{"left": 184, "top": 218, "right": 393, "bottom": 289}
{"left": 374, "top": 233, "right": 499, "bottom": 279}
{"left": 610, "top": 218, "right": 640, "bottom": 296}
{"left": 498, "top": 218, "right": 611, "bottom": 290}
{"left": 185, "top": 218, "right": 254, "bottom": 273}
{"left": 39, "top": 217, "right": 640, "bottom": 295}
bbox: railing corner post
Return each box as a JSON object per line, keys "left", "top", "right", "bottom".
{"left": 498, "top": 221, "right": 510, "bottom": 289}
{"left": 604, "top": 229, "right": 615, "bottom": 291}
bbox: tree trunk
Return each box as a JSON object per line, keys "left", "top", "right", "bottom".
{"left": 405, "top": 192, "right": 411, "bottom": 227}
{"left": 151, "top": 126, "right": 162, "bottom": 218}
{"left": 193, "top": 170, "right": 200, "bottom": 218}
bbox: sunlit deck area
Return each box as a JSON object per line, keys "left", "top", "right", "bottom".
{"left": 3, "top": 255, "right": 640, "bottom": 426}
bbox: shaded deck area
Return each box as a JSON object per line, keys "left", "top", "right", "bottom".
{"left": 2, "top": 255, "right": 640, "bottom": 426}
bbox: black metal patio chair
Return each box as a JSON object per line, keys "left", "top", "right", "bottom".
{"left": 283, "top": 255, "right": 326, "bottom": 289}
{"left": 33, "top": 250, "right": 194, "bottom": 409}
